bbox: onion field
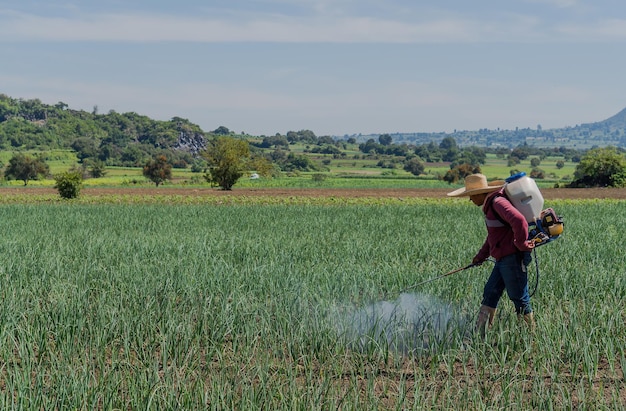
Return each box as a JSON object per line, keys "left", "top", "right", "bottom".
{"left": 0, "top": 199, "right": 623, "bottom": 409}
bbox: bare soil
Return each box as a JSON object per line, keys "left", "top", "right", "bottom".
{"left": 2, "top": 186, "right": 626, "bottom": 199}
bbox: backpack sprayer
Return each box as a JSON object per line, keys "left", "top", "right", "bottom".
{"left": 504, "top": 172, "right": 564, "bottom": 247}
{"left": 502, "top": 172, "right": 564, "bottom": 296}
{"left": 403, "top": 173, "right": 563, "bottom": 295}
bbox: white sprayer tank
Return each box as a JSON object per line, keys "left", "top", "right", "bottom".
{"left": 504, "top": 172, "right": 544, "bottom": 223}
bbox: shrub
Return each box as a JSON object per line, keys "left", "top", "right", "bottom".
{"left": 5, "top": 153, "right": 49, "bottom": 185}
{"left": 54, "top": 171, "right": 83, "bottom": 199}
{"left": 403, "top": 157, "right": 425, "bottom": 176}
{"left": 202, "top": 137, "right": 250, "bottom": 190}
{"left": 529, "top": 167, "right": 545, "bottom": 179}
{"left": 569, "top": 146, "right": 626, "bottom": 187}
{"left": 143, "top": 155, "right": 172, "bottom": 187}
{"left": 443, "top": 163, "right": 480, "bottom": 184}
{"left": 311, "top": 173, "right": 327, "bottom": 182}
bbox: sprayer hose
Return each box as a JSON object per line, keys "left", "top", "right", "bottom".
{"left": 529, "top": 247, "right": 540, "bottom": 297}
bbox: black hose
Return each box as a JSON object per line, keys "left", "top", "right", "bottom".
{"left": 529, "top": 247, "right": 540, "bottom": 297}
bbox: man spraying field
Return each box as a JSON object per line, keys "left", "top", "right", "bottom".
{"left": 447, "top": 173, "right": 538, "bottom": 335}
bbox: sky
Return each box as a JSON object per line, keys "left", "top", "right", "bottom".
{"left": 1, "top": 0, "right": 626, "bottom": 137}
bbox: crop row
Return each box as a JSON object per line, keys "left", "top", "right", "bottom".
{"left": 0, "top": 201, "right": 622, "bottom": 409}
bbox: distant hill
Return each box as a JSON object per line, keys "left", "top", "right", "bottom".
{"left": 1, "top": 93, "right": 624, "bottom": 169}
{"left": 341, "top": 108, "right": 626, "bottom": 149}
{"left": 0, "top": 93, "right": 215, "bottom": 167}
{"left": 588, "top": 107, "right": 626, "bottom": 130}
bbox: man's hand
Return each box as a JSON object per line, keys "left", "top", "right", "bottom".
{"left": 472, "top": 257, "right": 485, "bottom": 266}
{"left": 524, "top": 239, "right": 538, "bottom": 250}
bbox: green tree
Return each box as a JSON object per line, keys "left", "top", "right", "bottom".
{"left": 443, "top": 163, "right": 481, "bottom": 184}
{"left": 4, "top": 153, "right": 49, "bottom": 185}
{"left": 249, "top": 156, "right": 275, "bottom": 178}
{"left": 507, "top": 156, "right": 520, "bottom": 167}
{"left": 556, "top": 159, "right": 565, "bottom": 169}
{"left": 213, "top": 126, "right": 231, "bottom": 135}
{"left": 414, "top": 141, "right": 441, "bottom": 162}
{"left": 451, "top": 147, "right": 486, "bottom": 169}
{"left": 85, "top": 158, "right": 107, "bottom": 178}
{"left": 259, "top": 134, "right": 289, "bottom": 148}
{"left": 54, "top": 170, "right": 83, "bottom": 199}
{"left": 201, "top": 137, "right": 250, "bottom": 190}
{"left": 190, "top": 158, "right": 208, "bottom": 173}
{"left": 510, "top": 144, "right": 531, "bottom": 161}
{"left": 529, "top": 167, "right": 545, "bottom": 179}
{"left": 439, "top": 137, "right": 459, "bottom": 162}
{"left": 71, "top": 137, "right": 99, "bottom": 161}
{"left": 570, "top": 146, "right": 626, "bottom": 187}
{"left": 142, "top": 155, "right": 172, "bottom": 187}
{"left": 378, "top": 134, "right": 393, "bottom": 146}
{"left": 403, "top": 157, "right": 425, "bottom": 176}
{"left": 358, "top": 139, "right": 382, "bottom": 154}
{"left": 439, "top": 136, "right": 457, "bottom": 151}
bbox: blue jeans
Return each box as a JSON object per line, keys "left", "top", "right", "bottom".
{"left": 481, "top": 252, "right": 532, "bottom": 315}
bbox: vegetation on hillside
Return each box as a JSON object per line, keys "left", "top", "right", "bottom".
{"left": 0, "top": 94, "right": 206, "bottom": 167}
{"left": 2, "top": 93, "right": 626, "bottom": 188}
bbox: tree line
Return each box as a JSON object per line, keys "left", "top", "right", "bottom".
{"left": 4, "top": 133, "right": 625, "bottom": 194}
{"left": 2, "top": 94, "right": 626, "bottom": 192}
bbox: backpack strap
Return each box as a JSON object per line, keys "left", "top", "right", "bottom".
{"left": 485, "top": 189, "right": 509, "bottom": 227}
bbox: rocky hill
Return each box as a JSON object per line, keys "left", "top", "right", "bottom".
{"left": 0, "top": 94, "right": 215, "bottom": 167}
{"left": 1, "top": 93, "right": 624, "bottom": 169}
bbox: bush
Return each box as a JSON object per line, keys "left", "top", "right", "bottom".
{"left": 443, "top": 163, "right": 480, "bottom": 184}
{"left": 143, "top": 155, "right": 172, "bottom": 187}
{"left": 507, "top": 156, "right": 520, "bottom": 167}
{"left": 311, "top": 173, "right": 327, "bottom": 182}
{"left": 403, "top": 157, "right": 425, "bottom": 176}
{"left": 54, "top": 171, "right": 83, "bottom": 199}
{"left": 529, "top": 167, "right": 545, "bottom": 179}
{"left": 5, "top": 153, "right": 49, "bottom": 185}
{"left": 569, "top": 146, "right": 626, "bottom": 187}
{"left": 202, "top": 137, "right": 250, "bottom": 190}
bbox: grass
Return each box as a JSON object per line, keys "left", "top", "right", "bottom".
{"left": 0, "top": 148, "right": 579, "bottom": 190}
{"left": 0, "top": 199, "right": 623, "bottom": 409}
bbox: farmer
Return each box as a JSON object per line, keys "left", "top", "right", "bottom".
{"left": 447, "top": 173, "right": 536, "bottom": 334}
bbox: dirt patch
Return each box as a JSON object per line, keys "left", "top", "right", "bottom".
{"left": 0, "top": 186, "right": 626, "bottom": 200}
{"left": 1, "top": 186, "right": 626, "bottom": 199}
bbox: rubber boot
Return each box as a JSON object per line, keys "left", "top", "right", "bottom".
{"left": 476, "top": 305, "right": 497, "bottom": 336}
{"left": 518, "top": 312, "right": 536, "bottom": 333}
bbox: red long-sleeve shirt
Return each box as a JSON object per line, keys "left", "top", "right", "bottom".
{"left": 474, "top": 190, "right": 535, "bottom": 262}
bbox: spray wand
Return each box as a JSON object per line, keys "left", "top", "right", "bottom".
{"left": 400, "top": 258, "right": 496, "bottom": 294}
{"left": 400, "top": 264, "right": 476, "bottom": 293}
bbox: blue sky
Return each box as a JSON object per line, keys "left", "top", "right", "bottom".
{"left": 1, "top": 0, "right": 625, "bottom": 137}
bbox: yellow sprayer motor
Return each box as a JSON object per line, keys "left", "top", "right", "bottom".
{"left": 530, "top": 208, "right": 564, "bottom": 246}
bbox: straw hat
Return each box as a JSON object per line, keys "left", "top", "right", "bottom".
{"left": 447, "top": 174, "right": 504, "bottom": 197}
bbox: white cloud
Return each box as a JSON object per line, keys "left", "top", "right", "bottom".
{"left": 523, "top": 0, "right": 580, "bottom": 8}
{"left": 2, "top": 8, "right": 625, "bottom": 44}
{"left": 1, "top": 11, "right": 474, "bottom": 43}
{"left": 557, "top": 18, "right": 626, "bottom": 39}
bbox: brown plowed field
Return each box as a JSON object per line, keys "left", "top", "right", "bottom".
{"left": 1, "top": 186, "right": 625, "bottom": 199}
